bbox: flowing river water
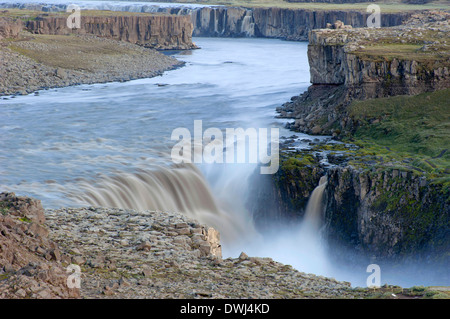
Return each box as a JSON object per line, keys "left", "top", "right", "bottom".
{"left": 1, "top": 37, "right": 332, "bottom": 263}
{"left": 1, "top": 37, "right": 443, "bottom": 288}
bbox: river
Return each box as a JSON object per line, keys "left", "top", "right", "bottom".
{"left": 2, "top": 36, "right": 443, "bottom": 288}
{"left": 1, "top": 37, "right": 333, "bottom": 266}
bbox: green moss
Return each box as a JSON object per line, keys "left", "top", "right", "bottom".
{"left": 281, "top": 155, "right": 315, "bottom": 171}
{"left": 345, "top": 89, "right": 450, "bottom": 182}
{"left": 19, "top": 216, "right": 32, "bottom": 223}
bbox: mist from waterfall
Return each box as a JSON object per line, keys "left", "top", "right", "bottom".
{"left": 239, "top": 175, "right": 333, "bottom": 277}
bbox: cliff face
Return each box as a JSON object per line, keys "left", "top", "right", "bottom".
{"left": 260, "top": 149, "right": 450, "bottom": 263}
{"left": 190, "top": 6, "right": 255, "bottom": 37}
{"left": 0, "top": 16, "right": 22, "bottom": 40}
{"left": 278, "top": 11, "right": 450, "bottom": 135}
{"left": 308, "top": 28, "right": 450, "bottom": 99}
{"left": 0, "top": 2, "right": 411, "bottom": 41}
{"left": 187, "top": 7, "right": 409, "bottom": 40}
{"left": 323, "top": 167, "right": 449, "bottom": 260}
{"left": 269, "top": 11, "right": 450, "bottom": 263}
{"left": 0, "top": 192, "right": 80, "bottom": 298}
{"left": 25, "top": 14, "right": 196, "bottom": 50}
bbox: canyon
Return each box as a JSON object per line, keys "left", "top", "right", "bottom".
{"left": 0, "top": 1, "right": 449, "bottom": 298}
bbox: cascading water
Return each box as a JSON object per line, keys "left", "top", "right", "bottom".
{"left": 71, "top": 163, "right": 261, "bottom": 248}
{"left": 1, "top": 36, "right": 339, "bottom": 281}
{"left": 302, "top": 175, "right": 328, "bottom": 232}
{"left": 242, "top": 175, "right": 332, "bottom": 277}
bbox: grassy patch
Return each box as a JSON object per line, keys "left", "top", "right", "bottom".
{"left": 19, "top": 216, "right": 32, "bottom": 223}
{"left": 353, "top": 42, "right": 450, "bottom": 68}
{"left": 346, "top": 89, "right": 450, "bottom": 180}
{"left": 0, "top": 8, "right": 169, "bottom": 19}
{"left": 8, "top": 34, "right": 142, "bottom": 72}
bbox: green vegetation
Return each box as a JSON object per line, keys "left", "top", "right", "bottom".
{"left": 352, "top": 41, "right": 450, "bottom": 69}
{"left": 366, "top": 285, "right": 450, "bottom": 299}
{"left": 0, "top": 202, "right": 10, "bottom": 216}
{"left": 19, "top": 216, "right": 32, "bottom": 223}
{"left": 280, "top": 152, "right": 317, "bottom": 171}
{"left": 347, "top": 89, "right": 450, "bottom": 182}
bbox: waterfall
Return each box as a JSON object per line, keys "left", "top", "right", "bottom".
{"left": 241, "top": 13, "right": 255, "bottom": 37}
{"left": 303, "top": 175, "right": 328, "bottom": 231}
{"left": 71, "top": 163, "right": 260, "bottom": 248}
{"left": 244, "top": 175, "right": 331, "bottom": 276}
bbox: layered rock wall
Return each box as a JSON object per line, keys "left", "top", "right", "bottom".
{"left": 308, "top": 28, "right": 450, "bottom": 99}
{"left": 323, "top": 167, "right": 449, "bottom": 260}
{"left": 0, "top": 16, "right": 22, "bottom": 40}
{"left": 0, "top": 2, "right": 411, "bottom": 40}
{"left": 25, "top": 14, "right": 196, "bottom": 50}
{"left": 188, "top": 7, "right": 409, "bottom": 40}
{"left": 278, "top": 11, "right": 450, "bottom": 135}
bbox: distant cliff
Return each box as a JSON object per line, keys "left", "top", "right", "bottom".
{"left": 0, "top": 2, "right": 412, "bottom": 41}
{"left": 187, "top": 6, "right": 410, "bottom": 40}
{"left": 0, "top": 16, "right": 22, "bottom": 40}
{"left": 25, "top": 13, "right": 196, "bottom": 50}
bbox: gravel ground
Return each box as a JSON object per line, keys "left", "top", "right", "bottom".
{"left": 0, "top": 32, "right": 183, "bottom": 96}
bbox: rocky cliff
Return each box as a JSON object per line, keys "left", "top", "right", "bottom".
{"left": 278, "top": 11, "right": 450, "bottom": 135}
{"left": 0, "top": 16, "right": 22, "bottom": 40}
{"left": 0, "top": 192, "right": 80, "bottom": 298}
{"left": 323, "top": 166, "right": 449, "bottom": 260}
{"left": 308, "top": 22, "right": 450, "bottom": 97}
{"left": 25, "top": 13, "right": 196, "bottom": 50}
{"left": 0, "top": 2, "right": 411, "bottom": 40}
{"left": 3, "top": 193, "right": 392, "bottom": 299}
{"left": 256, "top": 140, "right": 449, "bottom": 266}
{"left": 187, "top": 6, "right": 410, "bottom": 40}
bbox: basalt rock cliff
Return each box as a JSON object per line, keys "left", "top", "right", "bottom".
{"left": 0, "top": 16, "right": 21, "bottom": 40}
{"left": 171, "top": 6, "right": 410, "bottom": 40}
{"left": 0, "top": 2, "right": 411, "bottom": 40}
{"left": 278, "top": 11, "right": 450, "bottom": 135}
{"left": 25, "top": 13, "right": 196, "bottom": 50}
{"left": 264, "top": 11, "right": 450, "bottom": 265}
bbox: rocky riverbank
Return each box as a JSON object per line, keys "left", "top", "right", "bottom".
{"left": 0, "top": 9, "right": 193, "bottom": 96}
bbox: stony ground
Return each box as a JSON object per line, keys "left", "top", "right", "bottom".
{"left": 0, "top": 32, "right": 183, "bottom": 96}
{"left": 1, "top": 193, "right": 448, "bottom": 299}
{"left": 44, "top": 206, "right": 362, "bottom": 299}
